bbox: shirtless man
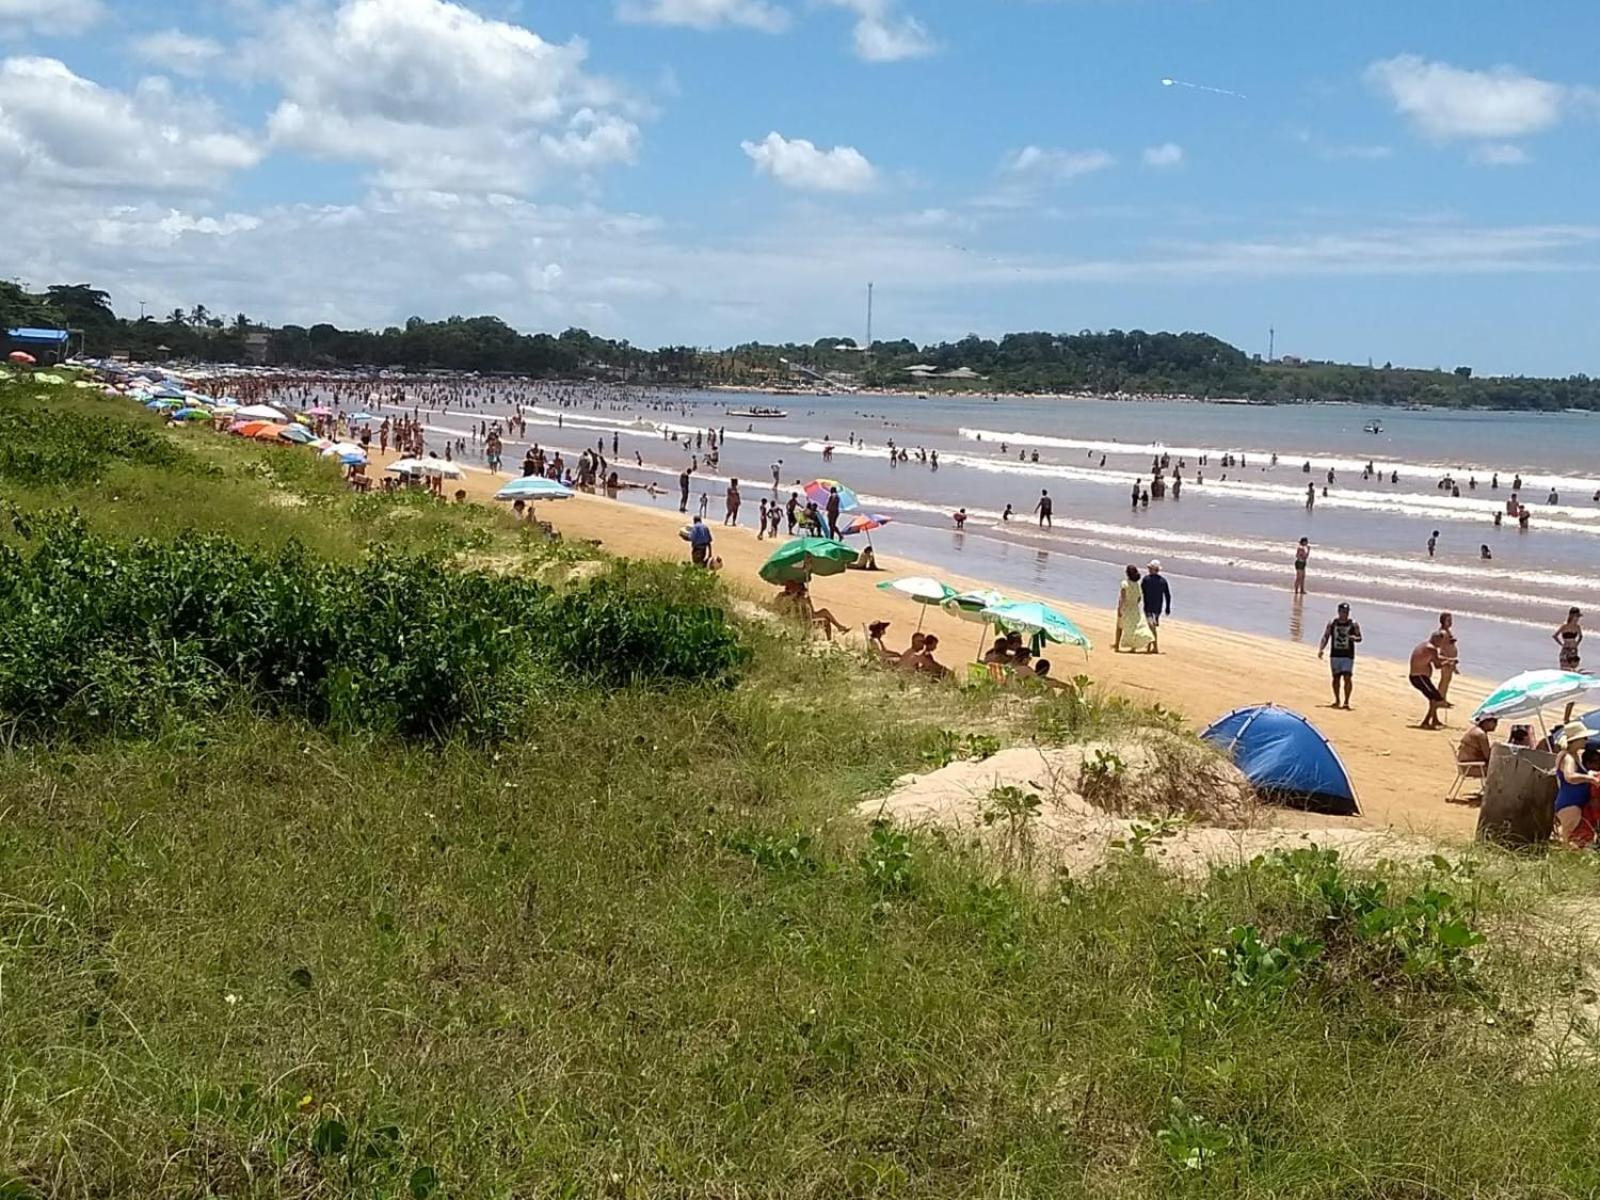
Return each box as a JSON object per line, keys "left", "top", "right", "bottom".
{"left": 1408, "top": 632, "right": 1452, "bottom": 730}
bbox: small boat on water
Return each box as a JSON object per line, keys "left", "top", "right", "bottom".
{"left": 726, "top": 406, "right": 789, "bottom": 419}
{"left": 1363, "top": 420, "right": 1383, "bottom": 434}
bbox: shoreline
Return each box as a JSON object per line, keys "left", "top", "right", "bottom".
{"left": 402, "top": 454, "right": 1490, "bottom": 841}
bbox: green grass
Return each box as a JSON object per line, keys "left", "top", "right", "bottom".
{"left": 4, "top": 382, "right": 1600, "bottom": 1197}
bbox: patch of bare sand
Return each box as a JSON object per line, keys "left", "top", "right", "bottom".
{"left": 862, "top": 737, "right": 1441, "bottom": 875}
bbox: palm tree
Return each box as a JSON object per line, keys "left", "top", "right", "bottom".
{"left": 233, "top": 313, "right": 251, "bottom": 332}
{"left": 189, "top": 304, "right": 210, "bottom": 327}
{"left": 167, "top": 308, "right": 186, "bottom": 325}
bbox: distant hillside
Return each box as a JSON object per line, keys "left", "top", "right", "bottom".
{"left": 6, "top": 280, "right": 1596, "bottom": 410}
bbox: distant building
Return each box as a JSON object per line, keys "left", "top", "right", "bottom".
{"left": 4, "top": 327, "right": 71, "bottom": 364}
{"left": 242, "top": 330, "right": 270, "bottom": 364}
{"left": 1277, "top": 354, "right": 1305, "bottom": 366}
{"left": 940, "top": 366, "right": 984, "bottom": 381}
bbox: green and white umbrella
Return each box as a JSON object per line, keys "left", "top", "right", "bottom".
{"left": 1473, "top": 670, "right": 1600, "bottom": 723}
{"left": 876, "top": 576, "right": 957, "bottom": 630}
{"left": 759, "top": 537, "right": 858, "bottom": 585}
{"left": 981, "top": 600, "right": 1093, "bottom": 658}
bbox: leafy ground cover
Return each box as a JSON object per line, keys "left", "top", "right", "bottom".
{"left": 2, "top": 383, "right": 1600, "bottom": 1198}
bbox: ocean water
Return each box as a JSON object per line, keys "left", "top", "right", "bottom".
{"left": 356, "top": 386, "right": 1600, "bottom": 684}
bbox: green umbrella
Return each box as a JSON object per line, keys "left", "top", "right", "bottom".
{"left": 759, "top": 537, "right": 858, "bottom": 585}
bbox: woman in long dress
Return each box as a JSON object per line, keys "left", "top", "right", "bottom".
{"left": 1115, "top": 565, "right": 1155, "bottom": 653}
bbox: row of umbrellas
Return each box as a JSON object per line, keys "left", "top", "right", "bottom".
{"left": 757, "top": 538, "right": 1091, "bottom": 655}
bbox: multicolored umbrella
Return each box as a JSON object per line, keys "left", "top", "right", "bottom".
{"left": 877, "top": 576, "right": 957, "bottom": 630}
{"left": 278, "top": 423, "right": 317, "bottom": 444}
{"left": 981, "top": 599, "right": 1093, "bottom": 657}
{"left": 759, "top": 537, "right": 858, "bottom": 585}
{"left": 801, "top": 479, "right": 861, "bottom": 512}
{"left": 836, "top": 511, "right": 893, "bottom": 537}
{"left": 172, "top": 407, "right": 212, "bottom": 421}
{"left": 1474, "top": 670, "right": 1600, "bottom": 722}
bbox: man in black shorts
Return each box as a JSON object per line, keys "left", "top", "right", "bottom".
{"left": 1408, "top": 632, "right": 1451, "bottom": 730}
{"left": 1033, "top": 488, "right": 1053, "bottom": 528}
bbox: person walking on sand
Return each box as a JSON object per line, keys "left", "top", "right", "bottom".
{"left": 756, "top": 497, "right": 770, "bottom": 540}
{"left": 785, "top": 492, "right": 799, "bottom": 535}
{"left": 1408, "top": 632, "right": 1452, "bottom": 730}
{"left": 1115, "top": 565, "right": 1156, "bottom": 653}
{"left": 1317, "top": 602, "right": 1363, "bottom": 709}
{"left": 724, "top": 479, "right": 741, "bottom": 526}
{"left": 682, "top": 515, "right": 713, "bottom": 568}
{"left": 825, "top": 486, "right": 842, "bottom": 540}
{"left": 1034, "top": 488, "right": 1053, "bottom": 528}
{"left": 1554, "top": 607, "right": 1584, "bottom": 670}
{"left": 1139, "top": 560, "right": 1171, "bottom": 653}
{"left": 1293, "top": 537, "right": 1310, "bottom": 595}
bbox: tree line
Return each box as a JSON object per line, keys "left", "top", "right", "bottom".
{"left": 6, "top": 280, "right": 1598, "bottom": 410}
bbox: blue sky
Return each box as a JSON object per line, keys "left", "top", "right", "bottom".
{"left": 4, "top": 0, "right": 1600, "bottom": 374}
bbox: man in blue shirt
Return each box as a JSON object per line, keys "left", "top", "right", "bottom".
{"left": 1140, "top": 560, "right": 1172, "bottom": 653}
{"left": 683, "top": 516, "right": 713, "bottom": 567}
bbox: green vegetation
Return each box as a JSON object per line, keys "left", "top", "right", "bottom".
{"left": 8, "top": 280, "right": 1600, "bottom": 409}
{"left": 4, "top": 380, "right": 1600, "bottom": 1196}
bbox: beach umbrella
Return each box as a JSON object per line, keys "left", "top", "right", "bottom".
{"left": 759, "top": 537, "right": 858, "bottom": 585}
{"left": 417, "top": 460, "right": 465, "bottom": 479}
{"left": 1473, "top": 670, "right": 1600, "bottom": 723}
{"left": 234, "top": 403, "right": 289, "bottom": 422}
{"left": 252, "top": 425, "right": 291, "bottom": 442}
{"left": 836, "top": 511, "right": 893, "bottom": 538}
{"left": 386, "top": 457, "right": 426, "bottom": 475}
{"left": 801, "top": 478, "right": 861, "bottom": 511}
{"left": 146, "top": 397, "right": 183, "bottom": 410}
{"left": 304, "top": 405, "right": 334, "bottom": 417}
{"left": 172, "top": 407, "right": 211, "bottom": 421}
{"left": 277, "top": 423, "right": 317, "bottom": 444}
{"left": 230, "top": 419, "right": 274, "bottom": 437}
{"left": 877, "top": 576, "right": 957, "bottom": 631}
{"left": 981, "top": 599, "right": 1092, "bottom": 657}
{"left": 347, "top": 411, "right": 376, "bottom": 423}
{"left": 1203, "top": 704, "right": 1359, "bottom": 817}
{"left": 7, "top": 351, "right": 36, "bottom": 364}
{"left": 495, "top": 477, "right": 574, "bottom": 501}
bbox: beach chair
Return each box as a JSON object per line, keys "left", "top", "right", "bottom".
{"left": 1445, "top": 755, "right": 1489, "bottom": 803}
{"left": 963, "top": 662, "right": 990, "bottom": 689}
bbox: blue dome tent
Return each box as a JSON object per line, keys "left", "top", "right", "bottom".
{"left": 1202, "top": 704, "right": 1359, "bottom": 816}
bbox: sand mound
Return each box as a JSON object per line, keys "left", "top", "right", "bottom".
{"left": 862, "top": 735, "right": 1437, "bottom": 875}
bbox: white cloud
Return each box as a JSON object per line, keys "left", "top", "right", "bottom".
{"left": 1469, "top": 142, "right": 1529, "bottom": 167}
{"left": 741, "top": 131, "right": 876, "bottom": 192}
{"left": 130, "top": 30, "right": 224, "bottom": 77}
{"left": 0, "top": 56, "right": 260, "bottom": 190}
{"left": 1366, "top": 55, "right": 1566, "bottom": 140}
{"left": 1142, "top": 142, "right": 1184, "bottom": 168}
{"left": 616, "top": 0, "right": 790, "bottom": 32}
{"left": 825, "top": 0, "right": 934, "bottom": 62}
{"left": 257, "top": 0, "right": 640, "bottom": 194}
{"left": 0, "top": 0, "right": 103, "bottom": 37}
{"left": 1003, "top": 146, "right": 1115, "bottom": 181}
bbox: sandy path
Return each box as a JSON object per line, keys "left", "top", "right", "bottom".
{"left": 390, "top": 455, "right": 1487, "bottom": 840}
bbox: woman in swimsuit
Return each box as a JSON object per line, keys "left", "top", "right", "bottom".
{"left": 1554, "top": 607, "right": 1584, "bottom": 671}
{"left": 1553, "top": 722, "right": 1597, "bottom": 842}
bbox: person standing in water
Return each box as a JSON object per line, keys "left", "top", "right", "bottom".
{"left": 1034, "top": 488, "right": 1053, "bottom": 528}
{"left": 1554, "top": 608, "right": 1584, "bottom": 670}
{"left": 1317, "top": 602, "right": 1363, "bottom": 709}
{"left": 1293, "top": 538, "right": 1310, "bottom": 595}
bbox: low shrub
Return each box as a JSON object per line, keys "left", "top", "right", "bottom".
{"left": 0, "top": 512, "right": 746, "bottom": 742}
{"left": 0, "top": 394, "right": 185, "bottom": 485}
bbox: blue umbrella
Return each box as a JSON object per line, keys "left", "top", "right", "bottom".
{"left": 495, "top": 478, "right": 575, "bottom": 501}
{"left": 1203, "top": 704, "right": 1358, "bottom": 816}
{"left": 277, "top": 423, "right": 317, "bottom": 444}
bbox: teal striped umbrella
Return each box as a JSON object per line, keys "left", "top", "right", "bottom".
{"left": 981, "top": 600, "right": 1093, "bottom": 657}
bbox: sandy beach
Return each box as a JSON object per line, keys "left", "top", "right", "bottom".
{"left": 413, "top": 457, "right": 1490, "bottom": 840}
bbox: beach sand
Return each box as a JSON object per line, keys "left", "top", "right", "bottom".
{"left": 410, "top": 458, "right": 1489, "bottom": 841}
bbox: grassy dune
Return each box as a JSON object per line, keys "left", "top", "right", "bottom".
{"left": 2, "top": 382, "right": 1600, "bottom": 1198}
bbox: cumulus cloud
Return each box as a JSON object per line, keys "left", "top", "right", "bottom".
{"left": 130, "top": 29, "right": 223, "bottom": 77}
{"left": 825, "top": 0, "right": 934, "bottom": 62}
{"left": 741, "top": 131, "right": 876, "bottom": 192}
{"left": 257, "top": 0, "right": 640, "bottom": 193}
{"left": 1366, "top": 55, "right": 1567, "bottom": 140}
{"left": 0, "top": 0, "right": 103, "bottom": 37}
{"left": 1003, "top": 146, "right": 1115, "bottom": 181}
{"left": 0, "top": 56, "right": 260, "bottom": 190}
{"left": 1142, "top": 142, "right": 1184, "bottom": 168}
{"left": 616, "top": 0, "right": 790, "bottom": 32}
